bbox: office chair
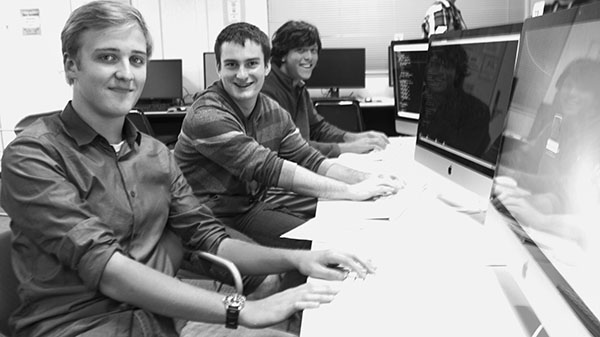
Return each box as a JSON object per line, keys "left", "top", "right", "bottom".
{"left": 127, "top": 110, "right": 155, "bottom": 135}
{"left": 127, "top": 110, "right": 179, "bottom": 148}
{"left": 0, "top": 230, "right": 20, "bottom": 336}
{"left": 14, "top": 110, "right": 61, "bottom": 135}
{"left": 314, "top": 100, "right": 364, "bottom": 132}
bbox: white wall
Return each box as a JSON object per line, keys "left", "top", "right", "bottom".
{"left": 0, "top": 0, "right": 72, "bottom": 151}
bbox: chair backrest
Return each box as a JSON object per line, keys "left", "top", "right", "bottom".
{"left": 314, "top": 100, "right": 364, "bottom": 132}
{"left": 14, "top": 110, "right": 61, "bottom": 135}
{"left": 127, "top": 110, "right": 156, "bottom": 136}
{"left": 0, "top": 229, "right": 20, "bottom": 336}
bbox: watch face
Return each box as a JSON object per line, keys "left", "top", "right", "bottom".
{"left": 224, "top": 294, "right": 246, "bottom": 310}
{"left": 229, "top": 300, "right": 243, "bottom": 309}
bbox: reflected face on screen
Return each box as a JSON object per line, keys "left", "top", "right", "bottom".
{"left": 556, "top": 76, "right": 596, "bottom": 118}
{"left": 426, "top": 54, "right": 457, "bottom": 93}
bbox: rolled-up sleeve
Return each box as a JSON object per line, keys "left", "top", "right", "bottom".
{"left": 1, "top": 135, "right": 121, "bottom": 290}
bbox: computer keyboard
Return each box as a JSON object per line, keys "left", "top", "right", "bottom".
{"left": 313, "top": 96, "right": 358, "bottom": 102}
{"left": 134, "top": 102, "right": 172, "bottom": 112}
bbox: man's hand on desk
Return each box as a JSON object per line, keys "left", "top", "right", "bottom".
{"left": 237, "top": 249, "right": 375, "bottom": 328}
{"left": 293, "top": 249, "right": 376, "bottom": 281}
{"left": 239, "top": 282, "right": 339, "bottom": 328}
{"left": 347, "top": 173, "right": 405, "bottom": 201}
{"left": 341, "top": 131, "right": 390, "bottom": 154}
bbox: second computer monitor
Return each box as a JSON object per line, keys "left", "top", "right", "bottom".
{"left": 391, "top": 39, "right": 429, "bottom": 121}
{"left": 203, "top": 52, "right": 220, "bottom": 89}
{"left": 139, "top": 59, "right": 183, "bottom": 104}
{"left": 415, "top": 23, "right": 522, "bottom": 199}
{"left": 305, "top": 48, "right": 366, "bottom": 97}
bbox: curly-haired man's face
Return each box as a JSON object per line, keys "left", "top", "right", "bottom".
{"left": 426, "top": 54, "right": 457, "bottom": 93}
{"left": 556, "top": 75, "right": 596, "bottom": 118}
{"left": 280, "top": 44, "right": 319, "bottom": 83}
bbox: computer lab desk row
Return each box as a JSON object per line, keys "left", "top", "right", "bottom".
{"left": 143, "top": 99, "right": 403, "bottom": 142}
{"left": 283, "top": 137, "right": 533, "bottom": 337}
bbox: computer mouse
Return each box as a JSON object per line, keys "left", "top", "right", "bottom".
{"left": 168, "top": 106, "right": 187, "bottom": 112}
{"left": 364, "top": 97, "right": 373, "bottom": 103}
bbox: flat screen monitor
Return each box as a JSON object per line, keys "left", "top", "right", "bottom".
{"left": 305, "top": 48, "right": 366, "bottom": 97}
{"left": 391, "top": 39, "right": 429, "bottom": 121}
{"left": 414, "top": 23, "right": 522, "bottom": 200}
{"left": 203, "top": 52, "right": 219, "bottom": 89}
{"left": 138, "top": 59, "right": 182, "bottom": 103}
{"left": 486, "top": 4, "right": 600, "bottom": 336}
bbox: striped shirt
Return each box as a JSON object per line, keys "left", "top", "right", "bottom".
{"left": 263, "top": 64, "right": 347, "bottom": 157}
{"left": 174, "top": 81, "right": 327, "bottom": 217}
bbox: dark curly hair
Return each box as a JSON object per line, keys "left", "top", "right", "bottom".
{"left": 429, "top": 44, "right": 469, "bottom": 89}
{"left": 271, "top": 20, "right": 322, "bottom": 67}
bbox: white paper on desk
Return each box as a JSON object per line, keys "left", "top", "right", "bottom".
{"left": 281, "top": 217, "right": 394, "bottom": 242}
{"left": 316, "top": 192, "right": 410, "bottom": 221}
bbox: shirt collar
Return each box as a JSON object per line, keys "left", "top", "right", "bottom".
{"left": 60, "top": 101, "right": 141, "bottom": 147}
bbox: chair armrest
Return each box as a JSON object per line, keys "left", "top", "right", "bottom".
{"left": 193, "top": 251, "right": 243, "bottom": 295}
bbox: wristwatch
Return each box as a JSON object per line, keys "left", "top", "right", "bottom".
{"left": 223, "top": 293, "right": 246, "bottom": 329}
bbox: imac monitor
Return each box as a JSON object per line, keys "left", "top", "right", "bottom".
{"left": 138, "top": 59, "right": 182, "bottom": 105}
{"left": 391, "top": 39, "right": 429, "bottom": 121}
{"left": 486, "top": 4, "right": 600, "bottom": 336}
{"left": 414, "top": 23, "right": 522, "bottom": 199}
{"left": 203, "top": 52, "right": 219, "bottom": 89}
{"left": 305, "top": 48, "right": 365, "bottom": 97}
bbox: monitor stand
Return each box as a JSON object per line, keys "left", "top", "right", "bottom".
{"left": 328, "top": 87, "right": 340, "bottom": 98}
{"left": 426, "top": 173, "right": 489, "bottom": 219}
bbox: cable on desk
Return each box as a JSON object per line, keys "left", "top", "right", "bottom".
{"left": 531, "top": 324, "right": 545, "bottom": 337}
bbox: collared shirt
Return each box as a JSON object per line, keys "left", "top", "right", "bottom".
{"left": 174, "top": 82, "right": 327, "bottom": 217}
{"left": 0, "top": 102, "right": 228, "bottom": 337}
{"left": 262, "top": 64, "right": 347, "bottom": 158}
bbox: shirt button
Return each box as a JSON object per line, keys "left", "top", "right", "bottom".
{"left": 130, "top": 191, "right": 136, "bottom": 198}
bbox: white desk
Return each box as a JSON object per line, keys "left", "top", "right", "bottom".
{"left": 283, "top": 137, "right": 531, "bottom": 337}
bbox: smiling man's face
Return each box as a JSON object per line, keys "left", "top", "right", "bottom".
{"left": 218, "top": 39, "right": 270, "bottom": 111}
{"left": 280, "top": 44, "right": 319, "bottom": 83}
{"left": 66, "top": 24, "right": 147, "bottom": 119}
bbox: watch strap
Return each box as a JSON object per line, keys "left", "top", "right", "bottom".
{"left": 225, "top": 305, "right": 240, "bottom": 329}
{"left": 223, "top": 294, "right": 245, "bottom": 329}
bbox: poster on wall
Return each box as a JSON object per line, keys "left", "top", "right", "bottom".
{"left": 21, "top": 8, "right": 41, "bottom": 36}
{"left": 224, "top": 0, "right": 245, "bottom": 24}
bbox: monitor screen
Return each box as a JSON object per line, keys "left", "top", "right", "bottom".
{"left": 388, "top": 45, "right": 394, "bottom": 87}
{"left": 391, "top": 39, "right": 429, "bottom": 120}
{"left": 305, "top": 48, "right": 366, "bottom": 93}
{"left": 139, "top": 59, "right": 182, "bottom": 102}
{"left": 486, "top": 4, "right": 600, "bottom": 336}
{"left": 203, "top": 52, "right": 219, "bottom": 89}
{"left": 414, "top": 23, "right": 522, "bottom": 199}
